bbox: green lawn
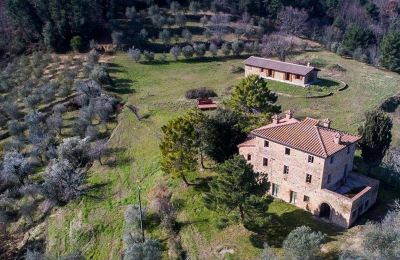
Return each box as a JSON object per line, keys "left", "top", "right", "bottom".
{"left": 46, "top": 52, "right": 400, "bottom": 259}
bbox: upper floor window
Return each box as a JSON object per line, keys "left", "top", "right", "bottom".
{"left": 330, "top": 156, "right": 334, "bottom": 164}
{"left": 303, "top": 195, "right": 310, "bottom": 202}
{"left": 306, "top": 174, "right": 312, "bottom": 183}
{"left": 247, "top": 154, "right": 251, "bottom": 161}
{"left": 263, "top": 157, "right": 268, "bottom": 166}
{"left": 347, "top": 146, "right": 351, "bottom": 154}
{"left": 283, "top": 165, "right": 289, "bottom": 174}
{"left": 285, "top": 148, "right": 291, "bottom": 155}
{"left": 264, "top": 140, "right": 269, "bottom": 147}
{"left": 308, "top": 155, "right": 314, "bottom": 163}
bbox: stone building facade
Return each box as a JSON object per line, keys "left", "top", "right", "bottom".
{"left": 238, "top": 111, "right": 379, "bottom": 228}
{"left": 244, "top": 56, "right": 319, "bottom": 87}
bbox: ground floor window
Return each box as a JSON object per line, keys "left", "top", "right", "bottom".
{"left": 272, "top": 183, "right": 279, "bottom": 196}
{"left": 303, "top": 195, "right": 310, "bottom": 202}
{"left": 290, "top": 191, "right": 297, "bottom": 204}
{"left": 247, "top": 154, "right": 251, "bottom": 161}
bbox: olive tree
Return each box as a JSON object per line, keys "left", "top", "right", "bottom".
{"left": 42, "top": 159, "right": 86, "bottom": 204}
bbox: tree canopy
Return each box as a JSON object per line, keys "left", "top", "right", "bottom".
{"left": 358, "top": 110, "right": 392, "bottom": 166}
{"left": 160, "top": 109, "right": 206, "bottom": 185}
{"left": 228, "top": 75, "right": 281, "bottom": 115}
{"left": 204, "top": 155, "right": 270, "bottom": 222}
{"left": 380, "top": 31, "right": 400, "bottom": 72}
{"left": 202, "top": 109, "right": 247, "bottom": 163}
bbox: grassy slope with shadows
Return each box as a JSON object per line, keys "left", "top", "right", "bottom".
{"left": 46, "top": 51, "right": 400, "bottom": 259}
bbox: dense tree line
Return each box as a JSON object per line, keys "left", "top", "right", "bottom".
{"left": 3, "top": 0, "right": 400, "bottom": 73}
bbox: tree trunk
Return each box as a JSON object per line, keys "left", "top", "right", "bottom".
{"left": 239, "top": 205, "right": 245, "bottom": 222}
{"left": 181, "top": 172, "right": 192, "bottom": 186}
{"left": 99, "top": 157, "right": 103, "bottom": 165}
{"left": 200, "top": 149, "right": 205, "bottom": 169}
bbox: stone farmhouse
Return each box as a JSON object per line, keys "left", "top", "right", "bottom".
{"left": 244, "top": 56, "right": 319, "bottom": 87}
{"left": 238, "top": 111, "right": 379, "bottom": 228}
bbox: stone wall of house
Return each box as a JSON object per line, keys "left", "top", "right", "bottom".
{"left": 322, "top": 144, "right": 357, "bottom": 189}
{"left": 238, "top": 136, "right": 379, "bottom": 228}
{"left": 244, "top": 65, "right": 307, "bottom": 86}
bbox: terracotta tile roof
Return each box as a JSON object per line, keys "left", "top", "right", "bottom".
{"left": 237, "top": 138, "right": 256, "bottom": 147}
{"left": 244, "top": 56, "right": 316, "bottom": 76}
{"left": 251, "top": 117, "right": 360, "bottom": 158}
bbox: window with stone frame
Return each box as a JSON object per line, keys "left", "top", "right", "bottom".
{"left": 283, "top": 165, "right": 289, "bottom": 174}
{"left": 303, "top": 195, "right": 310, "bottom": 202}
{"left": 308, "top": 155, "right": 314, "bottom": 163}
{"left": 264, "top": 140, "right": 269, "bottom": 147}
{"left": 290, "top": 191, "right": 297, "bottom": 204}
{"left": 285, "top": 147, "right": 291, "bottom": 155}
{"left": 263, "top": 157, "right": 268, "bottom": 166}
{"left": 247, "top": 154, "right": 251, "bottom": 161}
{"left": 306, "top": 174, "right": 312, "bottom": 183}
{"left": 272, "top": 183, "right": 279, "bottom": 196}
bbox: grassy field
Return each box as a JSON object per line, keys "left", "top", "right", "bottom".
{"left": 46, "top": 51, "right": 400, "bottom": 259}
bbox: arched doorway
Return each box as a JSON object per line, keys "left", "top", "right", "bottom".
{"left": 319, "top": 203, "right": 331, "bottom": 219}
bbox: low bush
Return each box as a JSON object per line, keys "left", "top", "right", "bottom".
{"left": 230, "top": 65, "right": 244, "bottom": 74}
{"left": 185, "top": 87, "right": 217, "bottom": 99}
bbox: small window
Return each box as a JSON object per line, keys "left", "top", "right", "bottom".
{"left": 260, "top": 68, "right": 264, "bottom": 72}
{"left": 308, "top": 155, "right": 314, "bottom": 163}
{"left": 290, "top": 191, "right": 297, "bottom": 204}
{"left": 347, "top": 146, "right": 351, "bottom": 154}
{"left": 327, "top": 174, "right": 331, "bottom": 184}
{"left": 247, "top": 154, "right": 251, "bottom": 161}
{"left": 272, "top": 183, "right": 279, "bottom": 196}
{"left": 303, "top": 195, "right": 310, "bottom": 202}
{"left": 283, "top": 165, "right": 289, "bottom": 174}
{"left": 306, "top": 174, "right": 312, "bottom": 183}
{"left": 330, "top": 156, "right": 334, "bottom": 164}
{"left": 263, "top": 157, "right": 268, "bottom": 166}
{"left": 264, "top": 140, "right": 269, "bottom": 147}
{"left": 285, "top": 148, "right": 291, "bottom": 155}
{"left": 295, "top": 74, "right": 301, "bottom": 79}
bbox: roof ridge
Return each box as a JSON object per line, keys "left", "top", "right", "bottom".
{"left": 315, "top": 126, "right": 328, "bottom": 157}
{"left": 318, "top": 125, "right": 360, "bottom": 137}
{"left": 252, "top": 121, "right": 299, "bottom": 132}
{"left": 247, "top": 56, "right": 315, "bottom": 69}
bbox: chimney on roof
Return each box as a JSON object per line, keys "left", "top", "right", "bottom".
{"left": 307, "top": 62, "right": 310, "bottom": 67}
{"left": 334, "top": 132, "right": 342, "bottom": 145}
{"left": 322, "top": 118, "right": 331, "bottom": 128}
{"left": 272, "top": 114, "right": 279, "bottom": 124}
{"left": 285, "top": 110, "right": 294, "bottom": 119}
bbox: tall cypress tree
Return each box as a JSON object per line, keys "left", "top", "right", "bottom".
{"left": 358, "top": 110, "right": 392, "bottom": 167}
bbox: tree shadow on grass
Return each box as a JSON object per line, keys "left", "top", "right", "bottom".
{"left": 312, "top": 78, "right": 341, "bottom": 88}
{"left": 247, "top": 209, "right": 344, "bottom": 248}
{"left": 107, "top": 62, "right": 125, "bottom": 74}
{"left": 107, "top": 78, "right": 136, "bottom": 94}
